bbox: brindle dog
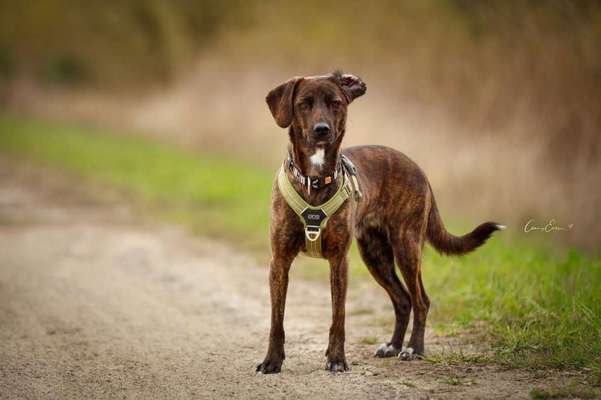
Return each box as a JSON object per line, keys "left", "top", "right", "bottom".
{"left": 256, "top": 71, "right": 503, "bottom": 374}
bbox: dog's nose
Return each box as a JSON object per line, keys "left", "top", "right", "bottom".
{"left": 313, "top": 123, "right": 331, "bottom": 136}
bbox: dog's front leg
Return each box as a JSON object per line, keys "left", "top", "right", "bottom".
{"left": 256, "top": 256, "right": 292, "bottom": 374}
{"left": 325, "top": 255, "right": 349, "bottom": 372}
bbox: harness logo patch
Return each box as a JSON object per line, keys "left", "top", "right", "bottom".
{"left": 301, "top": 209, "right": 327, "bottom": 227}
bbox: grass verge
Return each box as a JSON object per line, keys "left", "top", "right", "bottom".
{"left": 0, "top": 112, "right": 274, "bottom": 251}
{"left": 530, "top": 382, "right": 600, "bottom": 399}
{"left": 0, "top": 112, "right": 599, "bottom": 383}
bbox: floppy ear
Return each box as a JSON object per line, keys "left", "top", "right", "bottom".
{"left": 266, "top": 77, "right": 303, "bottom": 128}
{"left": 339, "top": 74, "right": 366, "bottom": 103}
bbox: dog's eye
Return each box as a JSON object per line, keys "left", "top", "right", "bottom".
{"left": 299, "top": 99, "right": 313, "bottom": 110}
{"left": 330, "top": 100, "right": 343, "bottom": 108}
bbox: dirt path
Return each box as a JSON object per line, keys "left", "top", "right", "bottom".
{"left": 0, "top": 158, "right": 569, "bottom": 399}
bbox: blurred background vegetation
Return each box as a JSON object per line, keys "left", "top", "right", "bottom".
{"left": 1, "top": 0, "right": 600, "bottom": 250}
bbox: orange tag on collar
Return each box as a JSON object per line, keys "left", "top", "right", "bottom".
{"left": 325, "top": 176, "right": 332, "bottom": 184}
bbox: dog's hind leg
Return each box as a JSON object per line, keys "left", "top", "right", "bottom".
{"left": 392, "top": 228, "right": 429, "bottom": 360}
{"left": 357, "top": 228, "right": 412, "bottom": 358}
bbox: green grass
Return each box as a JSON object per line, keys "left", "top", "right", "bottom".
{"left": 357, "top": 336, "right": 380, "bottom": 345}
{"left": 0, "top": 112, "right": 599, "bottom": 384}
{"left": 424, "top": 243, "right": 601, "bottom": 383}
{"left": 440, "top": 375, "right": 477, "bottom": 386}
{"left": 399, "top": 379, "right": 416, "bottom": 388}
{"left": 424, "top": 351, "right": 491, "bottom": 365}
{"left": 530, "top": 383, "right": 600, "bottom": 399}
{"left": 0, "top": 112, "right": 274, "bottom": 251}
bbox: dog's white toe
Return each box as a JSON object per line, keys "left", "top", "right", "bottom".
{"left": 398, "top": 347, "right": 415, "bottom": 361}
{"left": 374, "top": 343, "right": 400, "bottom": 358}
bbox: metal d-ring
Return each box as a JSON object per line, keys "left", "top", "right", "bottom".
{"left": 305, "top": 227, "right": 321, "bottom": 242}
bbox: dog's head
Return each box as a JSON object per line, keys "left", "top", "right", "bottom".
{"left": 266, "top": 71, "right": 366, "bottom": 152}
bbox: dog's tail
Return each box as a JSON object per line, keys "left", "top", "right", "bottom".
{"left": 426, "top": 194, "right": 504, "bottom": 256}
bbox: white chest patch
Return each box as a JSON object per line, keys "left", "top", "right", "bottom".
{"left": 309, "top": 148, "right": 325, "bottom": 168}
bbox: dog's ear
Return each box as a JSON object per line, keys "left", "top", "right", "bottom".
{"left": 339, "top": 74, "right": 366, "bottom": 103}
{"left": 266, "top": 77, "right": 303, "bottom": 128}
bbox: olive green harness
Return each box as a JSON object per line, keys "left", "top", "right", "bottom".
{"left": 277, "top": 157, "right": 361, "bottom": 258}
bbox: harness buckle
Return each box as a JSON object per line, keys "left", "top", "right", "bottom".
{"left": 301, "top": 208, "right": 327, "bottom": 242}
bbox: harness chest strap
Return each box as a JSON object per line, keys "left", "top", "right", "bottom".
{"left": 277, "top": 166, "right": 352, "bottom": 258}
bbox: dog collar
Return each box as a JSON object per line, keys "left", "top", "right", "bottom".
{"left": 278, "top": 165, "right": 353, "bottom": 258}
{"left": 286, "top": 153, "right": 340, "bottom": 193}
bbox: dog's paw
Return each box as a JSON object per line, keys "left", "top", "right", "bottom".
{"left": 325, "top": 359, "right": 348, "bottom": 373}
{"left": 398, "top": 347, "right": 423, "bottom": 361}
{"left": 374, "top": 342, "right": 401, "bottom": 358}
{"left": 256, "top": 359, "right": 283, "bottom": 374}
